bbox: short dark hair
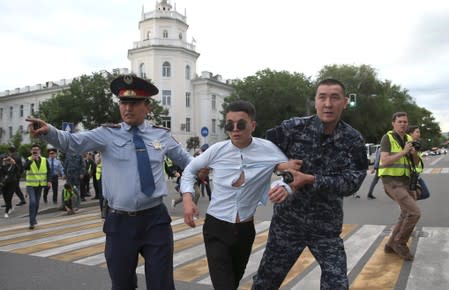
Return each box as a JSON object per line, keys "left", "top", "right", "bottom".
{"left": 8, "top": 146, "right": 16, "bottom": 153}
{"left": 316, "top": 78, "right": 346, "bottom": 96}
{"left": 64, "top": 183, "right": 73, "bottom": 190}
{"left": 392, "top": 112, "right": 408, "bottom": 121}
{"left": 31, "top": 144, "right": 41, "bottom": 150}
{"left": 48, "top": 148, "right": 57, "bottom": 153}
{"left": 406, "top": 125, "right": 419, "bottom": 134}
{"left": 225, "top": 100, "right": 256, "bottom": 120}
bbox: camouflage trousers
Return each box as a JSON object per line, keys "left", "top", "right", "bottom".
{"left": 252, "top": 224, "right": 348, "bottom": 290}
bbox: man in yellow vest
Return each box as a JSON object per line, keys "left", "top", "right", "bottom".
{"left": 378, "top": 112, "right": 421, "bottom": 260}
{"left": 24, "top": 144, "right": 51, "bottom": 229}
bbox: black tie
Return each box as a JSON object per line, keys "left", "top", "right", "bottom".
{"left": 131, "top": 126, "right": 155, "bottom": 196}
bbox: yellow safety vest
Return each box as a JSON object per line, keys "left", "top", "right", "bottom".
{"left": 26, "top": 156, "right": 48, "bottom": 186}
{"left": 378, "top": 131, "right": 413, "bottom": 177}
{"left": 96, "top": 162, "right": 102, "bottom": 180}
{"left": 415, "top": 153, "right": 424, "bottom": 174}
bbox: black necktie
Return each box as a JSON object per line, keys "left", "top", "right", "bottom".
{"left": 131, "top": 126, "right": 155, "bottom": 196}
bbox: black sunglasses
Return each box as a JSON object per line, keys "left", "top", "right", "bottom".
{"left": 225, "top": 119, "right": 247, "bottom": 131}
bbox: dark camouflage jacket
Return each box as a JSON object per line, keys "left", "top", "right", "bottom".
{"left": 266, "top": 115, "right": 368, "bottom": 238}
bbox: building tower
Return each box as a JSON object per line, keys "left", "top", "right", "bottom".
{"left": 128, "top": 0, "right": 232, "bottom": 146}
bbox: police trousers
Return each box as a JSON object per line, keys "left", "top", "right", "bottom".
{"left": 103, "top": 203, "right": 174, "bottom": 290}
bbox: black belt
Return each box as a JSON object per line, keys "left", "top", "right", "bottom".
{"left": 108, "top": 206, "right": 158, "bottom": 216}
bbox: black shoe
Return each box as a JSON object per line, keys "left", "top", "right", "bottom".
{"left": 1, "top": 205, "right": 6, "bottom": 208}
{"left": 367, "top": 195, "right": 376, "bottom": 200}
{"left": 81, "top": 198, "right": 86, "bottom": 201}
{"left": 29, "top": 225, "right": 35, "bottom": 230}
{"left": 16, "top": 201, "right": 26, "bottom": 206}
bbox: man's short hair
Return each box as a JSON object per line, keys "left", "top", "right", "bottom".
{"left": 316, "top": 78, "right": 346, "bottom": 96}
{"left": 392, "top": 112, "right": 408, "bottom": 121}
{"left": 225, "top": 100, "right": 256, "bottom": 120}
{"left": 31, "top": 144, "right": 41, "bottom": 149}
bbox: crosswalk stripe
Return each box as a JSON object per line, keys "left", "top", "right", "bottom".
{"left": 1, "top": 209, "right": 449, "bottom": 289}
{"left": 406, "top": 227, "right": 449, "bottom": 290}
{"left": 290, "top": 225, "right": 385, "bottom": 289}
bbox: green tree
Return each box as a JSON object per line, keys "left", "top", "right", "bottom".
{"left": 317, "top": 64, "right": 442, "bottom": 144}
{"left": 186, "top": 136, "right": 200, "bottom": 151}
{"left": 223, "top": 69, "right": 313, "bottom": 137}
{"left": 37, "top": 72, "right": 167, "bottom": 129}
{"left": 9, "top": 129, "right": 23, "bottom": 149}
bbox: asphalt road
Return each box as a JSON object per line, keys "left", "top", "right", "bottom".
{"left": 0, "top": 153, "right": 448, "bottom": 289}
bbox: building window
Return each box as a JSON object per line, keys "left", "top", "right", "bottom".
{"left": 185, "top": 65, "right": 191, "bottom": 80}
{"left": 0, "top": 128, "right": 3, "bottom": 138}
{"left": 185, "top": 92, "right": 191, "bottom": 108}
{"left": 139, "top": 63, "right": 146, "bottom": 78}
{"left": 146, "top": 31, "right": 151, "bottom": 39}
{"left": 161, "top": 116, "right": 171, "bottom": 129}
{"left": 9, "top": 106, "right": 13, "bottom": 118}
{"left": 0, "top": 108, "right": 3, "bottom": 119}
{"left": 31, "top": 103, "right": 35, "bottom": 115}
{"left": 20, "top": 105, "right": 24, "bottom": 117}
{"left": 9, "top": 126, "right": 13, "bottom": 138}
{"left": 212, "top": 119, "right": 216, "bottom": 134}
{"left": 162, "top": 90, "right": 171, "bottom": 106}
{"left": 179, "top": 32, "right": 183, "bottom": 40}
{"left": 162, "top": 61, "right": 171, "bottom": 77}
{"left": 19, "top": 125, "right": 23, "bottom": 134}
{"left": 211, "top": 95, "right": 216, "bottom": 110}
{"left": 163, "top": 30, "right": 168, "bottom": 38}
{"left": 186, "top": 118, "right": 191, "bottom": 132}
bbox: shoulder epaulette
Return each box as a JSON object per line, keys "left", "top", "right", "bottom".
{"left": 152, "top": 125, "right": 171, "bottom": 131}
{"left": 101, "top": 123, "right": 121, "bottom": 129}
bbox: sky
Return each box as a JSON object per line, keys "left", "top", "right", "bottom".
{"left": 1, "top": 0, "right": 449, "bottom": 132}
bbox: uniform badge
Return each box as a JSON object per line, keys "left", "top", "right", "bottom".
{"left": 152, "top": 140, "right": 162, "bottom": 150}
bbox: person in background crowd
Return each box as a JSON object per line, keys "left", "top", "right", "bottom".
{"left": 406, "top": 125, "right": 431, "bottom": 200}
{"left": 24, "top": 144, "right": 51, "bottom": 229}
{"left": 378, "top": 112, "right": 421, "bottom": 261}
{"left": 63, "top": 182, "right": 76, "bottom": 215}
{"left": 1, "top": 154, "right": 19, "bottom": 218}
{"left": 27, "top": 74, "right": 193, "bottom": 290}
{"left": 63, "top": 153, "right": 85, "bottom": 208}
{"left": 252, "top": 79, "right": 368, "bottom": 290}
{"left": 43, "top": 148, "right": 65, "bottom": 204}
{"left": 80, "top": 152, "right": 95, "bottom": 200}
{"left": 366, "top": 146, "right": 381, "bottom": 199}
{"left": 8, "top": 146, "right": 26, "bottom": 206}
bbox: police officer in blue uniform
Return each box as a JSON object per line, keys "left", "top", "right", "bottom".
{"left": 27, "top": 74, "right": 192, "bottom": 290}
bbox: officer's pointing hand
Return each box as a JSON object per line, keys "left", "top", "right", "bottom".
{"left": 26, "top": 117, "right": 49, "bottom": 137}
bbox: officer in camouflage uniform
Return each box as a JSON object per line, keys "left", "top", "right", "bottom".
{"left": 252, "top": 79, "right": 368, "bottom": 290}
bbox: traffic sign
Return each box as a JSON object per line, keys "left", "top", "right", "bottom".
{"left": 201, "top": 127, "right": 209, "bottom": 137}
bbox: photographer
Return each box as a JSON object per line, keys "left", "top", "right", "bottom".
{"left": 1, "top": 154, "right": 19, "bottom": 218}
{"left": 378, "top": 112, "right": 421, "bottom": 261}
{"left": 406, "top": 125, "right": 430, "bottom": 199}
{"left": 24, "top": 144, "right": 51, "bottom": 229}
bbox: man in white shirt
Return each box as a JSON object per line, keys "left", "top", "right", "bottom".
{"left": 181, "top": 100, "right": 299, "bottom": 290}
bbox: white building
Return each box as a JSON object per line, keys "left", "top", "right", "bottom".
{"left": 0, "top": 0, "right": 233, "bottom": 147}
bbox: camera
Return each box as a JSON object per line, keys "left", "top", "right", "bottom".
{"left": 411, "top": 141, "right": 421, "bottom": 151}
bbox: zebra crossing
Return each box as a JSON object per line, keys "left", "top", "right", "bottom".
{"left": 0, "top": 207, "right": 448, "bottom": 290}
